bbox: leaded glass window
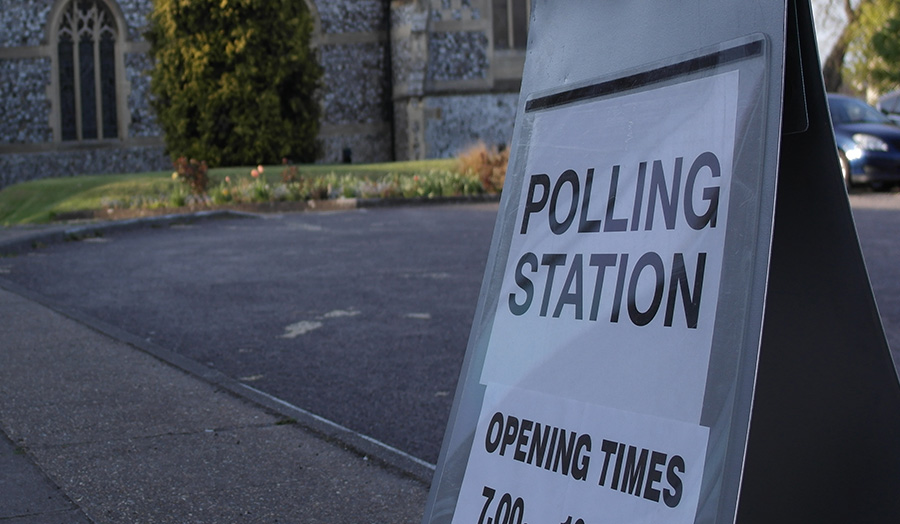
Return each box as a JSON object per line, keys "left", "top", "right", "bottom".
{"left": 57, "top": 0, "right": 118, "bottom": 141}
{"left": 493, "top": 0, "right": 530, "bottom": 51}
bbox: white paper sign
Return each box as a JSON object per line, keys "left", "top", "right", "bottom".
{"left": 481, "top": 70, "right": 740, "bottom": 425}
{"left": 452, "top": 384, "right": 710, "bottom": 524}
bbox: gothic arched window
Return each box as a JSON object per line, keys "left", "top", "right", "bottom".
{"left": 57, "top": 0, "right": 119, "bottom": 141}
{"left": 493, "top": 0, "right": 530, "bottom": 51}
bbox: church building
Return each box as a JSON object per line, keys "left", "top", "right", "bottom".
{"left": 0, "top": 0, "right": 528, "bottom": 189}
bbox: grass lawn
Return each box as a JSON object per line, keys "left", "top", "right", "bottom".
{"left": 0, "top": 159, "right": 459, "bottom": 226}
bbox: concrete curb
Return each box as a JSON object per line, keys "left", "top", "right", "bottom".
{"left": 0, "top": 195, "right": 501, "bottom": 256}
{"left": 356, "top": 193, "right": 501, "bottom": 209}
{"left": 0, "top": 276, "right": 437, "bottom": 485}
{"left": 0, "top": 209, "right": 259, "bottom": 256}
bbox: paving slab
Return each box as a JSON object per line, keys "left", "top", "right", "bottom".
{"left": 0, "top": 431, "right": 91, "bottom": 523}
{"left": 0, "top": 286, "right": 429, "bottom": 523}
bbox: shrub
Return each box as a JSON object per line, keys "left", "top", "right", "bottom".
{"left": 457, "top": 141, "right": 509, "bottom": 193}
{"left": 172, "top": 157, "right": 209, "bottom": 195}
{"left": 146, "top": 0, "right": 322, "bottom": 166}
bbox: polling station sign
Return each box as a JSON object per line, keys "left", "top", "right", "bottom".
{"left": 482, "top": 70, "right": 739, "bottom": 423}
{"left": 451, "top": 70, "right": 739, "bottom": 523}
{"left": 452, "top": 385, "right": 709, "bottom": 524}
{"left": 427, "top": 2, "right": 900, "bottom": 521}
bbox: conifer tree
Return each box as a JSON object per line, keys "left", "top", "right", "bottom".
{"left": 146, "top": 0, "right": 321, "bottom": 166}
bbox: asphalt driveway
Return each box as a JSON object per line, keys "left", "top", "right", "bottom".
{"left": 3, "top": 195, "right": 900, "bottom": 465}
{"left": 1, "top": 203, "right": 498, "bottom": 464}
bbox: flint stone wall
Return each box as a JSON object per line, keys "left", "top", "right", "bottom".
{"left": 0, "top": 0, "right": 164, "bottom": 189}
{"left": 319, "top": 42, "right": 390, "bottom": 127}
{"left": 319, "top": 130, "right": 392, "bottom": 165}
{"left": 0, "top": 0, "right": 53, "bottom": 47}
{"left": 0, "top": 145, "right": 169, "bottom": 190}
{"left": 425, "top": 93, "right": 518, "bottom": 158}
{"left": 124, "top": 52, "right": 158, "bottom": 138}
{"left": 117, "top": 0, "right": 152, "bottom": 42}
{"left": 0, "top": 0, "right": 522, "bottom": 189}
{"left": 428, "top": 31, "right": 488, "bottom": 82}
{"left": 0, "top": 57, "right": 52, "bottom": 144}
{"left": 317, "top": 0, "right": 385, "bottom": 34}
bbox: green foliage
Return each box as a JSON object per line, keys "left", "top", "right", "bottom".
{"left": 844, "top": 0, "right": 900, "bottom": 97}
{"left": 0, "top": 160, "right": 475, "bottom": 226}
{"left": 146, "top": 0, "right": 322, "bottom": 166}
{"left": 0, "top": 173, "right": 170, "bottom": 225}
{"left": 870, "top": 15, "right": 900, "bottom": 89}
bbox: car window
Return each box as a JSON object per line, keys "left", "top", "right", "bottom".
{"left": 830, "top": 96, "right": 893, "bottom": 125}
{"left": 879, "top": 92, "right": 900, "bottom": 113}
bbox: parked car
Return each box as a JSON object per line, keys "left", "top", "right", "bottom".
{"left": 877, "top": 90, "right": 900, "bottom": 125}
{"left": 828, "top": 93, "right": 900, "bottom": 190}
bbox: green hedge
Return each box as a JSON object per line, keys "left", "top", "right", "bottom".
{"left": 146, "top": 0, "right": 322, "bottom": 166}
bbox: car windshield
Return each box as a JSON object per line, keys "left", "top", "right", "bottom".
{"left": 830, "top": 96, "right": 894, "bottom": 125}
{"left": 879, "top": 91, "right": 900, "bottom": 113}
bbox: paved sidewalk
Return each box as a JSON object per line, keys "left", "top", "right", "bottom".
{"left": 0, "top": 427, "right": 91, "bottom": 523}
{"left": 0, "top": 282, "right": 429, "bottom": 522}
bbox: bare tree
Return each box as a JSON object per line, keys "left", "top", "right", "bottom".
{"left": 819, "top": 0, "right": 871, "bottom": 92}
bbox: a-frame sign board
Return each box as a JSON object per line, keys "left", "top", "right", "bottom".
{"left": 738, "top": 1, "right": 900, "bottom": 521}
{"left": 423, "top": 0, "right": 900, "bottom": 522}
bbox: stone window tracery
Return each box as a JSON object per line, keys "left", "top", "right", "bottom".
{"left": 57, "top": 0, "right": 118, "bottom": 141}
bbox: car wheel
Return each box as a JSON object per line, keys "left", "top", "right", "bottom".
{"left": 838, "top": 150, "right": 852, "bottom": 191}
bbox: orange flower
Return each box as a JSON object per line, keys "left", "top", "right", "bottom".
{"left": 251, "top": 169, "right": 259, "bottom": 178}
